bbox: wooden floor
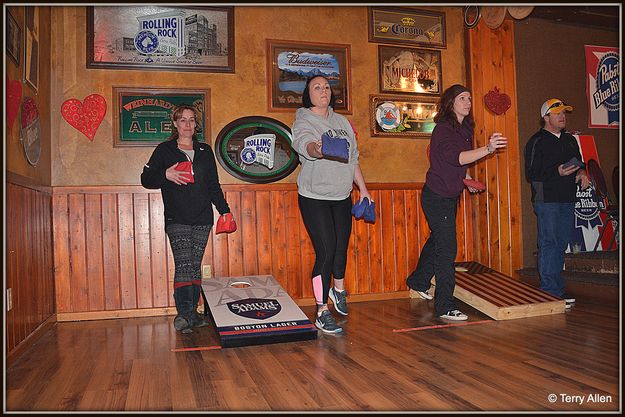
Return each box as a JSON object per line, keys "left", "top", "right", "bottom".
{"left": 5, "top": 296, "right": 621, "bottom": 412}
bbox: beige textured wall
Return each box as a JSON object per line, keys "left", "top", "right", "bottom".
{"left": 49, "top": 6, "right": 465, "bottom": 186}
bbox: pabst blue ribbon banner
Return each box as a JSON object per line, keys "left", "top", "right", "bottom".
{"left": 568, "top": 135, "right": 617, "bottom": 252}
{"left": 585, "top": 45, "right": 619, "bottom": 129}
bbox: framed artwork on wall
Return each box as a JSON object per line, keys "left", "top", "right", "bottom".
{"left": 266, "top": 39, "right": 351, "bottom": 114}
{"left": 6, "top": 8, "right": 21, "bottom": 67}
{"left": 112, "top": 87, "right": 210, "bottom": 147}
{"left": 214, "top": 116, "right": 300, "bottom": 183}
{"left": 378, "top": 45, "right": 442, "bottom": 95}
{"left": 87, "top": 6, "right": 234, "bottom": 73}
{"left": 368, "top": 6, "right": 446, "bottom": 49}
{"left": 370, "top": 94, "right": 438, "bottom": 138}
{"left": 24, "top": 6, "right": 39, "bottom": 92}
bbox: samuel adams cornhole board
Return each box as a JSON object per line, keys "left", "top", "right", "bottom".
{"left": 569, "top": 135, "right": 617, "bottom": 252}
{"left": 202, "top": 275, "right": 317, "bottom": 348}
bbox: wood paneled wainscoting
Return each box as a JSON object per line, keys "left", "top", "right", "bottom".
{"left": 6, "top": 175, "right": 56, "bottom": 357}
{"left": 465, "top": 18, "right": 524, "bottom": 275}
{"left": 51, "top": 183, "right": 475, "bottom": 321}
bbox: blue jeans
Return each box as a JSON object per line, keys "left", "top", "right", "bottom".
{"left": 533, "top": 202, "right": 575, "bottom": 297}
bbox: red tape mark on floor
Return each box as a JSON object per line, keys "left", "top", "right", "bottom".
{"left": 171, "top": 345, "right": 222, "bottom": 352}
{"left": 393, "top": 319, "right": 494, "bottom": 333}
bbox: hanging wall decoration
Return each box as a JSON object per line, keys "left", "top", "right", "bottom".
{"left": 20, "top": 96, "right": 41, "bottom": 166}
{"left": 61, "top": 94, "right": 107, "bottom": 141}
{"left": 585, "top": 45, "right": 619, "bottom": 129}
{"left": 484, "top": 86, "right": 511, "bottom": 115}
{"left": 7, "top": 77, "right": 23, "bottom": 130}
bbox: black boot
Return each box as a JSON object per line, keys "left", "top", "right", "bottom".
{"left": 188, "top": 284, "right": 210, "bottom": 328}
{"left": 173, "top": 285, "right": 195, "bottom": 334}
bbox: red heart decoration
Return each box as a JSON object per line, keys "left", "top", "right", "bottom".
{"left": 61, "top": 94, "right": 107, "bottom": 141}
{"left": 484, "top": 86, "right": 511, "bottom": 115}
{"left": 7, "top": 77, "right": 23, "bottom": 129}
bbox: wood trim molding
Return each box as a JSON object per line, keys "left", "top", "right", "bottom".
{"left": 6, "top": 172, "right": 53, "bottom": 194}
{"left": 51, "top": 182, "right": 426, "bottom": 195}
{"left": 56, "top": 291, "right": 411, "bottom": 321}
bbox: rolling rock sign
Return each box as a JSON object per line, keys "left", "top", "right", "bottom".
{"left": 240, "top": 134, "right": 275, "bottom": 169}
{"left": 203, "top": 275, "right": 317, "bottom": 347}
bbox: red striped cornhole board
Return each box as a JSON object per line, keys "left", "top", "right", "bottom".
{"left": 453, "top": 262, "right": 566, "bottom": 320}
{"left": 410, "top": 262, "right": 566, "bottom": 320}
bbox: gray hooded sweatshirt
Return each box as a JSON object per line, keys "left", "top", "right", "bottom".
{"left": 291, "top": 107, "right": 359, "bottom": 200}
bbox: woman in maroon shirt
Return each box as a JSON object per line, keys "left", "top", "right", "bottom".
{"left": 406, "top": 84, "right": 507, "bottom": 321}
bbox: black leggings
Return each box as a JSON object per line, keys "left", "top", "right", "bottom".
{"left": 298, "top": 194, "right": 353, "bottom": 304}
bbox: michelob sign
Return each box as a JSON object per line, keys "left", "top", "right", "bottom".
{"left": 113, "top": 87, "right": 209, "bottom": 147}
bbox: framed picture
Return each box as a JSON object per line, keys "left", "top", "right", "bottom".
{"left": 24, "top": 6, "right": 39, "bottom": 92}
{"left": 370, "top": 94, "right": 438, "bottom": 138}
{"left": 87, "top": 6, "right": 234, "bottom": 73}
{"left": 6, "top": 8, "right": 21, "bottom": 66}
{"left": 214, "top": 116, "right": 300, "bottom": 183}
{"left": 266, "top": 39, "right": 351, "bottom": 114}
{"left": 378, "top": 45, "right": 441, "bottom": 95}
{"left": 368, "top": 6, "right": 446, "bottom": 48}
{"left": 113, "top": 87, "right": 210, "bottom": 147}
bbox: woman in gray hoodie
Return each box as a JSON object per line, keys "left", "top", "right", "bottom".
{"left": 291, "top": 75, "right": 371, "bottom": 334}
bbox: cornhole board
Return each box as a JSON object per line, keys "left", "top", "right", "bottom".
{"left": 410, "top": 262, "right": 566, "bottom": 320}
{"left": 202, "top": 275, "right": 317, "bottom": 348}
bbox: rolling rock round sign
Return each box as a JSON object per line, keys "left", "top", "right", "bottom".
{"left": 203, "top": 275, "right": 317, "bottom": 348}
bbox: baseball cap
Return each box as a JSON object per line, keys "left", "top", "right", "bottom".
{"left": 540, "top": 99, "right": 573, "bottom": 118}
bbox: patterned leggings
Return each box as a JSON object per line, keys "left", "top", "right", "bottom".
{"left": 165, "top": 223, "right": 211, "bottom": 287}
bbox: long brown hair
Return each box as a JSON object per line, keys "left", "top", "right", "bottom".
{"left": 433, "top": 84, "right": 475, "bottom": 131}
{"left": 167, "top": 104, "right": 200, "bottom": 141}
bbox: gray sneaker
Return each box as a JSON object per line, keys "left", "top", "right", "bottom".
{"left": 329, "top": 287, "right": 348, "bottom": 316}
{"left": 315, "top": 310, "right": 343, "bottom": 334}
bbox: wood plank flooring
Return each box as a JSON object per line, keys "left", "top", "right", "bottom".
{"left": 5, "top": 297, "right": 620, "bottom": 412}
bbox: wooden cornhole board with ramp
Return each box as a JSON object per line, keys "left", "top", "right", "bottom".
{"left": 410, "top": 261, "right": 566, "bottom": 320}
{"left": 202, "top": 275, "right": 317, "bottom": 348}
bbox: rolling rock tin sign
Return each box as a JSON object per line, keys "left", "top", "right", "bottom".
{"left": 202, "top": 275, "right": 317, "bottom": 347}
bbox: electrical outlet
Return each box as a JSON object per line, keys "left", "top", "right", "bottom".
{"left": 202, "top": 264, "right": 212, "bottom": 279}
{"left": 7, "top": 288, "right": 12, "bottom": 311}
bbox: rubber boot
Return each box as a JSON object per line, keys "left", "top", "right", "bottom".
{"left": 173, "top": 285, "right": 195, "bottom": 334}
{"left": 188, "top": 284, "right": 210, "bottom": 328}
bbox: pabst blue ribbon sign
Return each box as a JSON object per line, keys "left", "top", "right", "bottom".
{"left": 585, "top": 45, "right": 619, "bottom": 129}
{"left": 568, "top": 135, "right": 617, "bottom": 252}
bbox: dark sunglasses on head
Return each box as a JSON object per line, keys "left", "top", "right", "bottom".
{"left": 548, "top": 101, "right": 567, "bottom": 111}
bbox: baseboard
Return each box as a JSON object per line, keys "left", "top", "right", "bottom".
{"left": 294, "top": 291, "right": 411, "bottom": 306}
{"left": 56, "top": 307, "right": 178, "bottom": 322}
{"left": 7, "top": 315, "right": 57, "bottom": 367}
{"left": 55, "top": 292, "right": 412, "bottom": 321}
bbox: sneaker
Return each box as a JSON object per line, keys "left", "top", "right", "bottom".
{"left": 415, "top": 290, "right": 433, "bottom": 300}
{"left": 329, "top": 287, "right": 348, "bottom": 316}
{"left": 173, "top": 315, "right": 193, "bottom": 334}
{"left": 315, "top": 310, "right": 343, "bottom": 334}
{"left": 562, "top": 294, "right": 576, "bottom": 304}
{"left": 439, "top": 310, "right": 468, "bottom": 321}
